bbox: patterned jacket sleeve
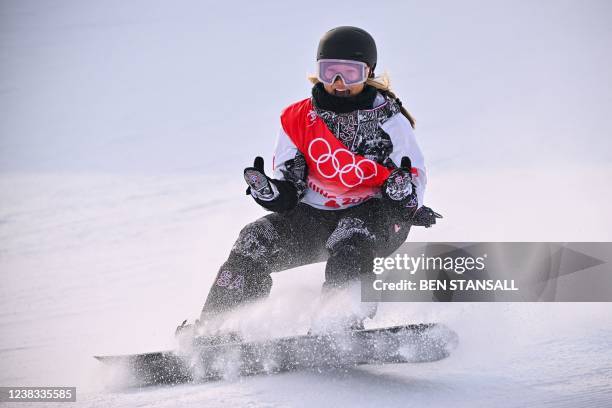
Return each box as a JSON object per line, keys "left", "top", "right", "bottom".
{"left": 272, "top": 126, "right": 308, "bottom": 198}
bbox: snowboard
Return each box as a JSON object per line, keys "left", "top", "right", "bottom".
{"left": 95, "top": 323, "right": 458, "bottom": 386}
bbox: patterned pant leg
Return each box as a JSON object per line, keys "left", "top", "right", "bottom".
{"left": 323, "top": 216, "right": 377, "bottom": 288}
{"left": 321, "top": 200, "right": 412, "bottom": 323}
{"left": 201, "top": 217, "right": 280, "bottom": 315}
{"left": 202, "top": 205, "right": 329, "bottom": 316}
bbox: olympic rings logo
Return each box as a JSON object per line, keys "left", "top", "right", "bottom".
{"left": 307, "top": 138, "right": 378, "bottom": 188}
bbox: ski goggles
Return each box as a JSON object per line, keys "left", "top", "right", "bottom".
{"left": 317, "top": 59, "right": 368, "bottom": 85}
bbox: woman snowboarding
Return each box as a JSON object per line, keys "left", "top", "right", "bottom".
{"left": 181, "top": 26, "right": 441, "bottom": 336}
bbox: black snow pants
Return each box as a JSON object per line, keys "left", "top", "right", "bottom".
{"left": 201, "top": 198, "right": 410, "bottom": 316}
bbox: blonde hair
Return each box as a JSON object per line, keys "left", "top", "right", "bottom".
{"left": 307, "top": 72, "right": 416, "bottom": 128}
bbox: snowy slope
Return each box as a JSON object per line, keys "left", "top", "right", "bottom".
{"left": 2, "top": 171, "right": 611, "bottom": 407}
{"left": 1, "top": 0, "right": 612, "bottom": 407}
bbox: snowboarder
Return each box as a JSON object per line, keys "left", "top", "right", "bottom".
{"left": 179, "top": 26, "right": 441, "bottom": 337}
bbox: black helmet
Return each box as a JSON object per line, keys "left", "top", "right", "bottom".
{"left": 317, "top": 26, "right": 377, "bottom": 72}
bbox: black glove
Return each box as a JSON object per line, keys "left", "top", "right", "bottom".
{"left": 244, "top": 157, "right": 299, "bottom": 213}
{"left": 382, "top": 157, "right": 442, "bottom": 227}
{"left": 382, "top": 156, "right": 418, "bottom": 211}
{"left": 411, "top": 206, "right": 443, "bottom": 228}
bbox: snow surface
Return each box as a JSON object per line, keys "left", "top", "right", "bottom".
{"left": 1, "top": 1, "right": 612, "bottom": 407}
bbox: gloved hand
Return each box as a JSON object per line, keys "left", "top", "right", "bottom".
{"left": 411, "top": 206, "right": 443, "bottom": 228}
{"left": 382, "top": 157, "right": 442, "bottom": 227}
{"left": 382, "top": 156, "right": 418, "bottom": 209}
{"left": 244, "top": 156, "right": 278, "bottom": 201}
{"left": 244, "top": 157, "right": 299, "bottom": 212}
